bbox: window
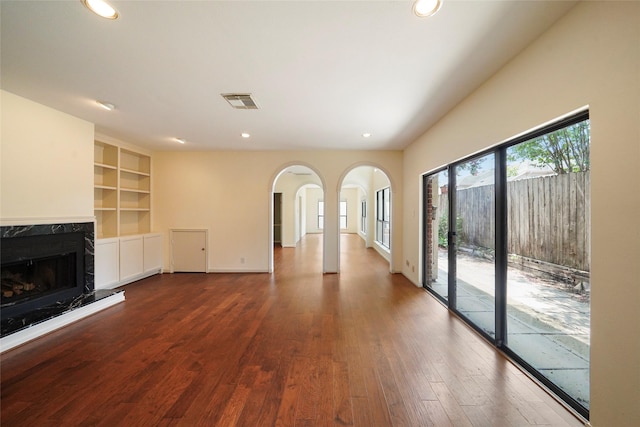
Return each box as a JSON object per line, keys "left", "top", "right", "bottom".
{"left": 422, "top": 111, "right": 590, "bottom": 418}
{"left": 317, "top": 200, "right": 346, "bottom": 230}
{"left": 376, "top": 187, "right": 390, "bottom": 248}
{"left": 317, "top": 200, "right": 324, "bottom": 229}
{"left": 361, "top": 200, "right": 367, "bottom": 233}
{"left": 339, "top": 201, "right": 347, "bottom": 229}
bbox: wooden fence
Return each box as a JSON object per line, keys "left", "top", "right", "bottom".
{"left": 438, "top": 171, "right": 590, "bottom": 271}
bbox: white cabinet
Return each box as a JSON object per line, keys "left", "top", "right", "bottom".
{"left": 143, "top": 233, "right": 163, "bottom": 273}
{"left": 94, "top": 233, "right": 162, "bottom": 289}
{"left": 119, "top": 235, "right": 144, "bottom": 282}
{"left": 95, "top": 238, "right": 119, "bottom": 289}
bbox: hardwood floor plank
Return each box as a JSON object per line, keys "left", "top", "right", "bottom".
{"left": 275, "top": 356, "right": 306, "bottom": 427}
{"left": 332, "top": 360, "right": 353, "bottom": 426}
{"left": 0, "top": 234, "right": 585, "bottom": 427}
{"left": 430, "top": 381, "right": 475, "bottom": 427}
{"left": 313, "top": 357, "right": 334, "bottom": 427}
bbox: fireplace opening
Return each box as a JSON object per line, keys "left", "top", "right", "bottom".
{"left": 1, "top": 232, "right": 85, "bottom": 320}
{"left": 2, "top": 253, "right": 77, "bottom": 303}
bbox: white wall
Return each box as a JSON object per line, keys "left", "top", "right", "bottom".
{"left": 152, "top": 150, "right": 403, "bottom": 273}
{"left": 0, "top": 90, "right": 94, "bottom": 222}
{"left": 371, "top": 168, "right": 392, "bottom": 262}
{"left": 402, "top": 2, "right": 639, "bottom": 425}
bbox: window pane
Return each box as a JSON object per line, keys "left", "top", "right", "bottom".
{"left": 361, "top": 201, "right": 367, "bottom": 233}
{"left": 424, "top": 170, "right": 449, "bottom": 301}
{"left": 340, "top": 201, "right": 347, "bottom": 216}
{"left": 506, "top": 119, "right": 590, "bottom": 409}
{"left": 340, "top": 217, "right": 347, "bottom": 229}
{"left": 455, "top": 153, "right": 496, "bottom": 338}
{"left": 383, "top": 188, "right": 390, "bottom": 221}
{"left": 382, "top": 221, "right": 390, "bottom": 247}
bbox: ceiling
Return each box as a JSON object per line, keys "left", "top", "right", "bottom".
{"left": 1, "top": 0, "right": 576, "bottom": 152}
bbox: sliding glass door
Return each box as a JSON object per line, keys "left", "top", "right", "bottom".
{"left": 454, "top": 153, "right": 496, "bottom": 338}
{"left": 422, "top": 112, "right": 590, "bottom": 418}
{"left": 505, "top": 119, "right": 591, "bottom": 410}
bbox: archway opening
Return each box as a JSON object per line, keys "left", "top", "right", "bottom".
{"left": 339, "top": 165, "right": 392, "bottom": 272}
{"left": 271, "top": 165, "right": 324, "bottom": 272}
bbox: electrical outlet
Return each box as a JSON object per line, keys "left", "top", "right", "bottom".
{"left": 240, "top": 257, "right": 245, "bottom": 264}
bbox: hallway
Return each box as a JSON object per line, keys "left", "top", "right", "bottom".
{"left": 1, "top": 234, "right": 583, "bottom": 426}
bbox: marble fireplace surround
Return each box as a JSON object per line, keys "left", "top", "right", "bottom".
{"left": 1, "top": 219, "right": 124, "bottom": 352}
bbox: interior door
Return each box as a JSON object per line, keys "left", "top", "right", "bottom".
{"left": 273, "top": 193, "right": 282, "bottom": 246}
{"left": 171, "top": 229, "right": 207, "bottom": 272}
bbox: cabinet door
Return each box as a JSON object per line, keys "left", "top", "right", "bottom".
{"left": 95, "top": 238, "right": 119, "bottom": 289}
{"left": 120, "top": 236, "right": 144, "bottom": 281}
{"left": 171, "top": 230, "right": 207, "bottom": 272}
{"left": 144, "top": 233, "right": 163, "bottom": 273}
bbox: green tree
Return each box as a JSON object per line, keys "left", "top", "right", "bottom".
{"left": 508, "top": 120, "right": 590, "bottom": 174}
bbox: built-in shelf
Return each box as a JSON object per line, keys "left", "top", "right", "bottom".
{"left": 94, "top": 141, "right": 152, "bottom": 239}
{"left": 121, "top": 188, "right": 150, "bottom": 194}
{"left": 120, "top": 167, "right": 150, "bottom": 177}
{"left": 94, "top": 162, "right": 117, "bottom": 170}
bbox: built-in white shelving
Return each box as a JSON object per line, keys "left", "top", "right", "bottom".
{"left": 94, "top": 140, "right": 162, "bottom": 289}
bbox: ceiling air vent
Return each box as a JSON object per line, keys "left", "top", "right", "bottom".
{"left": 221, "top": 93, "right": 259, "bottom": 110}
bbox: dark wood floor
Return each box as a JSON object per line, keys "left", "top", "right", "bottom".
{"left": 1, "top": 234, "right": 584, "bottom": 426}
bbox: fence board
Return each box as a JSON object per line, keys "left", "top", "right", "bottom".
{"left": 438, "top": 171, "right": 590, "bottom": 271}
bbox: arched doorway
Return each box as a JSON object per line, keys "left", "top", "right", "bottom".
{"left": 270, "top": 164, "right": 324, "bottom": 272}
{"left": 338, "top": 165, "right": 393, "bottom": 273}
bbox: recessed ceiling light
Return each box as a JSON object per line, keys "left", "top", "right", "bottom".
{"left": 175, "top": 138, "right": 186, "bottom": 144}
{"left": 241, "top": 133, "right": 251, "bottom": 138}
{"left": 82, "top": 0, "right": 119, "bottom": 20}
{"left": 96, "top": 100, "right": 115, "bottom": 111}
{"left": 362, "top": 133, "right": 372, "bottom": 138}
{"left": 413, "top": 0, "right": 442, "bottom": 17}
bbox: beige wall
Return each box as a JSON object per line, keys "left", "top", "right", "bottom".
{"left": 0, "top": 90, "right": 94, "bottom": 222}
{"left": 152, "top": 150, "right": 403, "bottom": 274}
{"left": 402, "top": 2, "right": 640, "bottom": 425}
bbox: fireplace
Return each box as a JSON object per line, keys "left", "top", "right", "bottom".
{"left": 0, "top": 223, "right": 94, "bottom": 324}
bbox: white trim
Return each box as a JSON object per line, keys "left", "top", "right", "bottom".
{"left": 207, "top": 268, "right": 268, "bottom": 273}
{"left": 1, "top": 291, "right": 125, "bottom": 353}
{"left": 0, "top": 216, "right": 95, "bottom": 226}
{"left": 99, "top": 270, "right": 160, "bottom": 289}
